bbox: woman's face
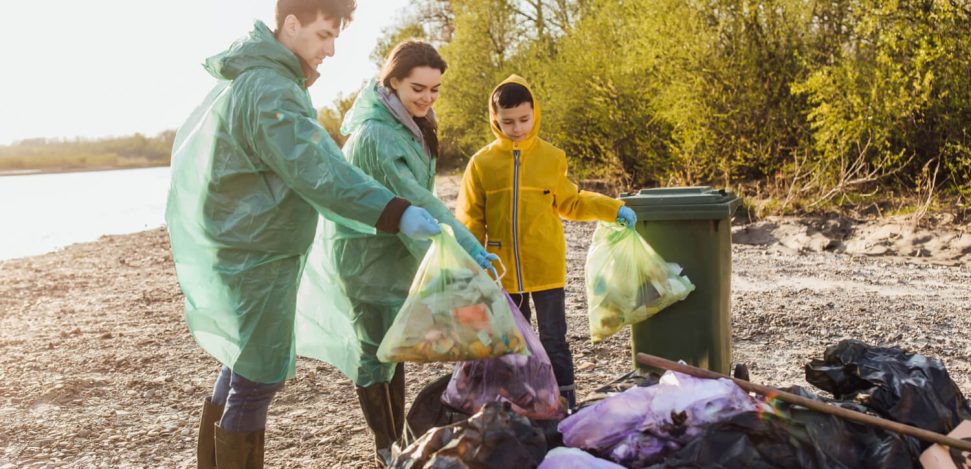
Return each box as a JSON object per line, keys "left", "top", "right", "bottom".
{"left": 390, "top": 66, "right": 442, "bottom": 118}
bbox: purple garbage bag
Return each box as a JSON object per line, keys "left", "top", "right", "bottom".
{"left": 559, "top": 386, "right": 656, "bottom": 449}
{"left": 559, "top": 371, "right": 759, "bottom": 465}
{"left": 538, "top": 447, "right": 626, "bottom": 469}
{"left": 441, "top": 292, "right": 564, "bottom": 420}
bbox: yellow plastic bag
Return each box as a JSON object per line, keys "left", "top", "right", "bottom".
{"left": 377, "top": 225, "right": 527, "bottom": 363}
{"left": 585, "top": 222, "right": 695, "bottom": 343}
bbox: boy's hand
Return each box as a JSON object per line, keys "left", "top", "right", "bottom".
{"left": 473, "top": 248, "right": 500, "bottom": 278}
{"left": 399, "top": 206, "right": 441, "bottom": 240}
{"left": 617, "top": 206, "right": 637, "bottom": 228}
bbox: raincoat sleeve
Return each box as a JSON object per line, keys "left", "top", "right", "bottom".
{"left": 360, "top": 129, "right": 484, "bottom": 258}
{"left": 553, "top": 150, "right": 623, "bottom": 222}
{"left": 248, "top": 82, "right": 401, "bottom": 233}
{"left": 456, "top": 156, "right": 488, "bottom": 244}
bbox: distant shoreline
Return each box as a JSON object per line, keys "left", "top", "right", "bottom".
{"left": 0, "top": 164, "right": 169, "bottom": 177}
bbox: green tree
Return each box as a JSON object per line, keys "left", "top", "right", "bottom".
{"left": 793, "top": 0, "right": 971, "bottom": 201}
{"left": 368, "top": 0, "right": 971, "bottom": 204}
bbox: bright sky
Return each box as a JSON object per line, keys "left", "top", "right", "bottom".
{"left": 0, "top": 0, "right": 410, "bottom": 145}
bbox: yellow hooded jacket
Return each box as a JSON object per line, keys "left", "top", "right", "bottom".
{"left": 457, "top": 75, "right": 623, "bottom": 294}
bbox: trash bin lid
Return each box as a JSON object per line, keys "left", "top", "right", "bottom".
{"left": 620, "top": 186, "right": 740, "bottom": 221}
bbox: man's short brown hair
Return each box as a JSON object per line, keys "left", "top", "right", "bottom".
{"left": 275, "top": 0, "right": 357, "bottom": 31}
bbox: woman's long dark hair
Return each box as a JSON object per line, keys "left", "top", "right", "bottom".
{"left": 380, "top": 40, "right": 447, "bottom": 159}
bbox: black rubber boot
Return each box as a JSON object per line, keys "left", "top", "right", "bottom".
{"left": 214, "top": 424, "right": 264, "bottom": 469}
{"left": 356, "top": 364, "right": 406, "bottom": 468}
{"left": 197, "top": 397, "right": 224, "bottom": 469}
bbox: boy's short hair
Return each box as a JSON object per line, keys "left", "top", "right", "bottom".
{"left": 276, "top": 0, "right": 356, "bottom": 31}
{"left": 492, "top": 83, "right": 533, "bottom": 109}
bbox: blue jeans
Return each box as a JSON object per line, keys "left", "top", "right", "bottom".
{"left": 508, "top": 288, "right": 576, "bottom": 407}
{"left": 211, "top": 366, "right": 285, "bottom": 432}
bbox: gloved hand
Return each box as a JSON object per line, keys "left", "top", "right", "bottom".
{"left": 472, "top": 247, "right": 500, "bottom": 278}
{"left": 616, "top": 206, "right": 637, "bottom": 228}
{"left": 399, "top": 206, "right": 441, "bottom": 240}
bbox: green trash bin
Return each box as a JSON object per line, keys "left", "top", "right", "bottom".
{"left": 620, "top": 187, "right": 740, "bottom": 374}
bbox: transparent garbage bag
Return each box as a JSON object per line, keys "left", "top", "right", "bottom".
{"left": 585, "top": 222, "right": 695, "bottom": 343}
{"left": 377, "top": 224, "right": 527, "bottom": 363}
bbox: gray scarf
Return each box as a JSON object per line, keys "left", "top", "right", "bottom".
{"left": 375, "top": 84, "right": 438, "bottom": 159}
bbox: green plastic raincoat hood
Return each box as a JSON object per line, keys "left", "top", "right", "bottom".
{"left": 204, "top": 21, "right": 317, "bottom": 87}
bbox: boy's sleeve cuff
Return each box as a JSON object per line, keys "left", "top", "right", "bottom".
{"left": 603, "top": 197, "right": 625, "bottom": 221}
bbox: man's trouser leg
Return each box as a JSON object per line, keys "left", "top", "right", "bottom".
{"left": 212, "top": 369, "right": 284, "bottom": 469}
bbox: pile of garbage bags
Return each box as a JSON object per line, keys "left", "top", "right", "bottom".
{"left": 398, "top": 340, "right": 970, "bottom": 468}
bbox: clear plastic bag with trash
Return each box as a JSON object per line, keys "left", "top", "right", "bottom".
{"left": 585, "top": 222, "right": 695, "bottom": 343}
{"left": 377, "top": 224, "right": 527, "bottom": 363}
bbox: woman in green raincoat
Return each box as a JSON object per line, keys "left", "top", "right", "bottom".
{"left": 295, "top": 40, "right": 495, "bottom": 465}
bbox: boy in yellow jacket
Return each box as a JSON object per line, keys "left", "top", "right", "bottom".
{"left": 457, "top": 75, "right": 636, "bottom": 407}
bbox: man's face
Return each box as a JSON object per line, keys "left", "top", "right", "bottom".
{"left": 390, "top": 66, "right": 442, "bottom": 118}
{"left": 280, "top": 12, "right": 340, "bottom": 69}
{"left": 495, "top": 102, "right": 534, "bottom": 142}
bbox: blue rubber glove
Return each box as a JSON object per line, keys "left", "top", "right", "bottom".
{"left": 617, "top": 206, "right": 637, "bottom": 228}
{"left": 472, "top": 248, "right": 500, "bottom": 278}
{"left": 399, "top": 206, "right": 441, "bottom": 240}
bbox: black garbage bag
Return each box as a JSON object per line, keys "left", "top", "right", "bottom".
{"left": 779, "top": 385, "right": 920, "bottom": 468}
{"left": 648, "top": 386, "right": 920, "bottom": 469}
{"left": 805, "top": 339, "right": 971, "bottom": 438}
{"left": 647, "top": 411, "right": 844, "bottom": 469}
{"left": 406, "top": 373, "right": 470, "bottom": 438}
{"left": 393, "top": 401, "right": 548, "bottom": 469}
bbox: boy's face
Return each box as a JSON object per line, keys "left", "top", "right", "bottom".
{"left": 390, "top": 66, "right": 442, "bottom": 118}
{"left": 278, "top": 12, "right": 340, "bottom": 70}
{"left": 495, "top": 102, "right": 534, "bottom": 143}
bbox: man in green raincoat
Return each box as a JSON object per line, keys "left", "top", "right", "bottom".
{"left": 165, "top": 1, "right": 441, "bottom": 467}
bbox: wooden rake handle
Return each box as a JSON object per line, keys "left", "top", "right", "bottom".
{"left": 636, "top": 352, "right": 971, "bottom": 452}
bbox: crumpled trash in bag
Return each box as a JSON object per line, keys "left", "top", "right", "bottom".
{"left": 442, "top": 292, "right": 564, "bottom": 421}
{"left": 559, "top": 371, "right": 758, "bottom": 466}
{"left": 538, "top": 447, "right": 625, "bottom": 469}
{"left": 378, "top": 225, "right": 527, "bottom": 363}
{"left": 392, "top": 401, "right": 547, "bottom": 469}
{"left": 585, "top": 222, "right": 694, "bottom": 343}
{"left": 805, "top": 339, "right": 971, "bottom": 440}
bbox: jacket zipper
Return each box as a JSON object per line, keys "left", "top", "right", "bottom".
{"left": 512, "top": 149, "right": 524, "bottom": 292}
